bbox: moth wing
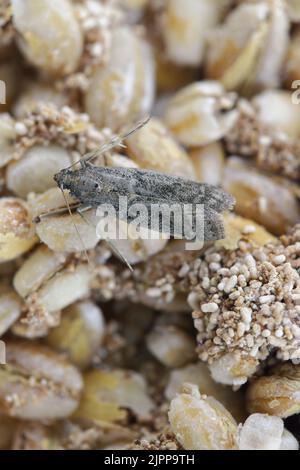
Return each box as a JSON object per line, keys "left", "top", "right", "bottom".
{"left": 194, "top": 186, "right": 235, "bottom": 214}
{"left": 203, "top": 208, "right": 226, "bottom": 241}
{"left": 124, "top": 168, "right": 235, "bottom": 213}
{"left": 169, "top": 206, "right": 226, "bottom": 241}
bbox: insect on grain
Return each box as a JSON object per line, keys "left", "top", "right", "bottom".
{"left": 36, "top": 117, "right": 235, "bottom": 269}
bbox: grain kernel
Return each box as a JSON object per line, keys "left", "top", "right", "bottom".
{"left": 205, "top": 0, "right": 289, "bottom": 93}
{"left": 168, "top": 384, "right": 238, "bottom": 450}
{"left": 13, "top": 245, "right": 66, "bottom": 298}
{"left": 165, "top": 363, "right": 246, "bottom": 422}
{"left": 34, "top": 263, "right": 92, "bottom": 313}
{"left": 105, "top": 217, "right": 168, "bottom": 265}
{"left": 28, "top": 187, "right": 79, "bottom": 222}
{"left": 146, "top": 325, "right": 196, "bottom": 368}
{"left": 0, "top": 284, "right": 22, "bottom": 336}
{"left": 85, "top": 26, "right": 154, "bottom": 130}
{"left": 238, "top": 414, "right": 283, "bottom": 450}
{"left": 253, "top": 90, "right": 300, "bottom": 140}
{"left": 0, "top": 340, "right": 83, "bottom": 420}
{"left": 0, "top": 116, "right": 16, "bottom": 168}
{"left": 164, "top": 81, "right": 238, "bottom": 147}
{"left": 12, "top": 0, "right": 83, "bottom": 75}
{"left": 155, "top": 53, "right": 199, "bottom": 93}
{"left": 209, "top": 353, "right": 258, "bottom": 386}
{"left": 47, "top": 301, "right": 105, "bottom": 369}
{"left": 280, "top": 429, "right": 299, "bottom": 451}
{"left": 246, "top": 363, "right": 300, "bottom": 418}
{"left": 0, "top": 198, "right": 37, "bottom": 262}
{"left": 162, "top": 0, "right": 228, "bottom": 67}
{"left": 6, "top": 145, "right": 72, "bottom": 197}
{"left": 190, "top": 142, "right": 225, "bottom": 186}
{"left": 223, "top": 157, "right": 300, "bottom": 235}
{"left": 126, "top": 118, "right": 195, "bottom": 179}
{"left": 35, "top": 209, "right": 100, "bottom": 253}
{"left": 75, "top": 369, "right": 154, "bottom": 424}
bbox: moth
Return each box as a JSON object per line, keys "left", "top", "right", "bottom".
{"left": 54, "top": 165, "right": 234, "bottom": 242}
{"left": 37, "top": 119, "right": 235, "bottom": 267}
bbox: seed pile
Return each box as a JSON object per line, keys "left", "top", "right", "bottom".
{"left": 95, "top": 224, "right": 300, "bottom": 365}
{"left": 193, "top": 231, "right": 300, "bottom": 364}
{"left": 10, "top": 104, "right": 113, "bottom": 161}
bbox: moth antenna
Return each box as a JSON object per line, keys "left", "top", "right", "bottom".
{"left": 65, "top": 115, "right": 151, "bottom": 170}
{"left": 105, "top": 239, "right": 134, "bottom": 273}
{"left": 59, "top": 187, "right": 91, "bottom": 267}
{"left": 120, "top": 115, "right": 151, "bottom": 140}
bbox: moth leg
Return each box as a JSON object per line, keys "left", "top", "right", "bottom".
{"left": 76, "top": 205, "right": 133, "bottom": 271}
{"left": 76, "top": 205, "right": 134, "bottom": 271}
{"left": 34, "top": 204, "right": 81, "bottom": 223}
{"left": 76, "top": 204, "right": 93, "bottom": 215}
{"left": 75, "top": 207, "right": 133, "bottom": 270}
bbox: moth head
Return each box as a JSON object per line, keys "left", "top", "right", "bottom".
{"left": 54, "top": 168, "right": 74, "bottom": 190}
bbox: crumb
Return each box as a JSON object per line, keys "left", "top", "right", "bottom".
{"left": 129, "top": 430, "right": 182, "bottom": 450}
